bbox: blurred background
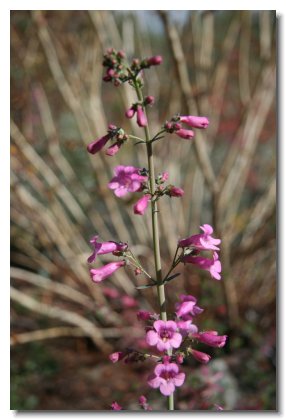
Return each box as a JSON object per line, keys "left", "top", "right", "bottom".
{"left": 11, "top": 10, "right": 276, "bottom": 410}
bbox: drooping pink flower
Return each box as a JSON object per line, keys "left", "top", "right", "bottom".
{"left": 190, "top": 349, "right": 211, "bottom": 364}
{"left": 147, "top": 55, "right": 163, "bottom": 66}
{"left": 175, "top": 128, "right": 195, "bottom": 140}
{"left": 87, "top": 235, "right": 128, "bottom": 263}
{"left": 109, "top": 351, "right": 125, "bottom": 363}
{"left": 176, "top": 320, "right": 198, "bottom": 337}
{"left": 125, "top": 106, "right": 136, "bottom": 119}
{"left": 193, "top": 331, "right": 227, "bottom": 348}
{"left": 111, "top": 401, "right": 122, "bottom": 410}
{"left": 183, "top": 251, "right": 222, "bottom": 280}
{"left": 180, "top": 115, "right": 209, "bottom": 129}
{"left": 87, "top": 134, "right": 111, "bottom": 154}
{"left": 148, "top": 360, "right": 185, "bottom": 396}
{"left": 169, "top": 186, "right": 184, "bottom": 197}
{"left": 105, "top": 141, "right": 122, "bottom": 156}
{"left": 146, "top": 320, "right": 182, "bottom": 351}
{"left": 136, "top": 105, "right": 147, "bottom": 127}
{"left": 89, "top": 261, "right": 126, "bottom": 283}
{"left": 108, "top": 166, "right": 148, "bottom": 198}
{"left": 133, "top": 194, "right": 151, "bottom": 215}
{"left": 178, "top": 224, "right": 221, "bottom": 250}
{"left": 175, "top": 294, "right": 204, "bottom": 319}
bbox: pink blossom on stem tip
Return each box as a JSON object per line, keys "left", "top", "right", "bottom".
{"left": 147, "top": 55, "right": 163, "bottom": 66}
{"left": 136, "top": 105, "right": 147, "bottom": 127}
{"left": 89, "top": 261, "right": 125, "bottom": 283}
{"left": 180, "top": 115, "right": 209, "bottom": 129}
{"left": 178, "top": 224, "right": 221, "bottom": 250}
{"left": 146, "top": 320, "right": 182, "bottom": 351}
{"left": 175, "top": 294, "right": 204, "bottom": 319}
{"left": 87, "top": 134, "right": 111, "bottom": 154}
{"left": 133, "top": 194, "right": 151, "bottom": 215}
{"left": 193, "top": 331, "right": 227, "bottom": 348}
{"left": 148, "top": 360, "right": 185, "bottom": 396}
{"left": 109, "top": 351, "right": 125, "bottom": 363}
{"left": 190, "top": 349, "right": 211, "bottom": 364}
{"left": 183, "top": 251, "right": 222, "bottom": 280}
{"left": 169, "top": 186, "right": 184, "bottom": 197}
{"left": 87, "top": 235, "right": 127, "bottom": 263}
{"left": 108, "top": 166, "right": 148, "bottom": 197}
{"left": 175, "top": 128, "right": 195, "bottom": 140}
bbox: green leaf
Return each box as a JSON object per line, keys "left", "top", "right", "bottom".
{"left": 164, "top": 273, "right": 181, "bottom": 283}
{"left": 136, "top": 282, "right": 157, "bottom": 290}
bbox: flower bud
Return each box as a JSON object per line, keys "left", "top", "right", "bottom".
{"left": 137, "top": 310, "right": 152, "bottom": 321}
{"left": 180, "top": 115, "right": 209, "bottom": 129}
{"left": 169, "top": 186, "right": 184, "bottom": 197}
{"left": 125, "top": 106, "right": 136, "bottom": 119}
{"left": 109, "top": 351, "right": 125, "bottom": 363}
{"left": 145, "top": 95, "right": 155, "bottom": 105}
{"left": 190, "top": 349, "right": 211, "bottom": 364}
{"left": 133, "top": 194, "right": 151, "bottom": 215}
{"left": 136, "top": 105, "right": 147, "bottom": 127}
{"left": 147, "top": 55, "right": 163, "bottom": 66}
{"left": 175, "top": 128, "right": 195, "bottom": 140}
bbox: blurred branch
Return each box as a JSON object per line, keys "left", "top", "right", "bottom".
{"left": 11, "top": 286, "right": 112, "bottom": 352}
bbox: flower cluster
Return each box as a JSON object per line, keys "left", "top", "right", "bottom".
{"left": 87, "top": 124, "right": 128, "bottom": 156}
{"left": 179, "top": 224, "right": 222, "bottom": 280}
{"left": 164, "top": 115, "right": 209, "bottom": 140}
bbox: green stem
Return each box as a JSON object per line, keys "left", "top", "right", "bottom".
{"left": 133, "top": 78, "right": 174, "bottom": 411}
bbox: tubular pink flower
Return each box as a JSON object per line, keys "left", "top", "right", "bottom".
{"left": 175, "top": 294, "right": 204, "bottom": 319}
{"left": 169, "top": 186, "right": 184, "bottom": 197}
{"left": 136, "top": 105, "right": 147, "bottom": 127}
{"left": 125, "top": 106, "right": 136, "bottom": 119}
{"left": 176, "top": 320, "right": 198, "bottom": 337}
{"left": 190, "top": 349, "right": 211, "bottom": 364}
{"left": 180, "top": 115, "right": 209, "bottom": 129}
{"left": 183, "top": 252, "right": 222, "bottom": 280}
{"left": 133, "top": 194, "right": 151, "bottom": 215}
{"left": 108, "top": 165, "right": 148, "bottom": 197}
{"left": 89, "top": 260, "right": 125, "bottom": 283}
{"left": 148, "top": 360, "right": 185, "bottom": 396}
{"left": 175, "top": 128, "right": 195, "bottom": 140}
{"left": 146, "top": 320, "right": 182, "bottom": 351}
{"left": 147, "top": 55, "right": 163, "bottom": 66}
{"left": 105, "top": 141, "right": 122, "bottom": 156}
{"left": 193, "top": 331, "right": 227, "bottom": 348}
{"left": 178, "top": 224, "right": 221, "bottom": 250}
{"left": 87, "top": 134, "right": 111, "bottom": 154}
{"left": 87, "top": 235, "right": 128, "bottom": 263}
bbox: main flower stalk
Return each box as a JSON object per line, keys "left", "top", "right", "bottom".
{"left": 133, "top": 79, "right": 174, "bottom": 410}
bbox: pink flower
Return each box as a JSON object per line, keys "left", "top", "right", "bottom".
{"left": 169, "top": 186, "right": 184, "bottom": 197}
{"left": 125, "top": 106, "right": 136, "bottom": 119}
{"left": 180, "top": 115, "right": 209, "bottom": 129}
{"left": 136, "top": 105, "right": 147, "bottom": 127}
{"left": 108, "top": 165, "right": 148, "bottom": 197}
{"left": 175, "top": 294, "right": 204, "bottom": 319}
{"left": 146, "top": 320, "right": 182, "bottom": 351}
{"left": 105, "top": 141, "right": 122, "bottom": 156}
{"left": 178, "top": 224, "right": 221, "bottom": 250}
{"left": 148, "top": 360, "right": 185, "bottom": 396}
{"left": 161, "top": 171, "right": 169, "bottom": 182}
{"left": 87, "top": 134, "right": 111, "bottom": 154}
{"left": 89, "top": 260, "right": 125, "bottom": 283}
{"left": 183, "top": 252, "right": 222, "bottom": 280}
{"left": 138, "top": 395, "right": 152, "bottom": 410}
{"left": 145, "top": 95, "right": 155, "bottom": 105}
{"left": 133, "top": 194, "right": 151, "bottom": 215}
{"left": 87, "top": 235, "right": 128, "bottom": 263}
{"left": 102, "top": 287, "right": 120, "bottom": 299}
{"left": 176, "top": 320, "right": 198, "bottom": 337}
{"left": 175, "top": 128, "right": 194, "bottom": 140}
{"left": 193, "top": 331, "right": 227, "bottom": 348}
{"left": 109, "top": 351, "right": 125, "bottom": 363}
{"left": 111, "top": 401, "right": 122, "bottom": 410}
{"left": 147, "top": 55, "right": 163, "bottom": 66}
{"left": 190, "top": 349, "right": 211, "bottom": 364}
